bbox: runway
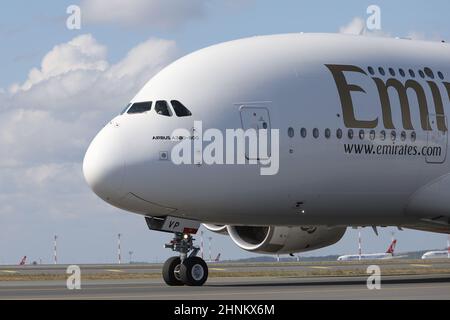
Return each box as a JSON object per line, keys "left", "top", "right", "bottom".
{"left": 1, "top": 275, "right": 450, "bottom": 300}
{"left": 1, "top": 260, "right": 450, "bottom": 299}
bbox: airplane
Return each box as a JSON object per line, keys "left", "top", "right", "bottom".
{"left": 422, "top": 236, "right": 450, "bottom": 259}
{"left": 337, "top": 239, "right": 397, "bottom": 261}
{"left": 422, "top": 250, "right": 450, "bottom": 259}
{"left": 83, "top": 33, "right": 450, "bottom": 286}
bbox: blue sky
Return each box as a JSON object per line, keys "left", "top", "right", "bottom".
{"left": 3, "top": 0, "right": 450, "bottom": 87}
{"left": 0, "top": 1, "right": 449, "bottom": 264}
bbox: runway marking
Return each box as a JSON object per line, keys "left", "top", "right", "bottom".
{"left": 308, "top": 266, "right": 330, "bottom": 270}
{"left": 410, "top": 264, "right": 433, "bottom": 268}
{"left": 105, "top": 269, "right": 124, "bottom": 273}
{"left": 210, "top": 268, "right": 226, "bottom": 271}
{"left": 1, "top": 270, "right": 18, "bottom": 274}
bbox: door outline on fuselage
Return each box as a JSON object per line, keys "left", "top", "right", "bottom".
{"left": 426, "top": 114, "right": 448, "bottom": 164}
{"left": 238, "top": 104, "right": 272, "bottom": 161}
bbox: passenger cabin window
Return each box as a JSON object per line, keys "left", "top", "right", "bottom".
{"left": 419, "top": 70, "right": 425, "bottom": 78}
{"left": 127, "top": 102, "right": 152, "bottom": 114}
{"left": 348, "top": 129, "right": 354, "bottom": 139}
{"left": 424, "top": 67, "right": 434, "bottom": 79}
{"left": 301, "top": 128, "right": 307, "bottom": 138}
{"left": 288, "top": 127, "right": 295, "bottom": 138}
{"left": 155, "top": 101, "right": 172, "bottom": 117}
{"left": 391, "top": 131, "right": 396, "bottom": 141}
{"left": 359, "top": 130, "right": 365, "bottom": 140}
{"left": 313, "top": 128, "right": 319, "bottom": 139}
{"left": 171, "top": 100, "right": 192, "bottom": 117}
{"left": 401, "top": 131, "right": 407, "bottom": 141}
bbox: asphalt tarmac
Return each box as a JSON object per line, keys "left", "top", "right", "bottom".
{"left": 1, "top": 275, "right": 449, "bottom": 300}
{"left": 1, "top": 259, "right": 450, "bottom": 300}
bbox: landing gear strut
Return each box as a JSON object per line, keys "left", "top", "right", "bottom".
{"left": 162, "top": 233, "right": 209, "bottom": 286}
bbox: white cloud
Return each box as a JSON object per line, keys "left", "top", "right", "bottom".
{"left": 8, "top": 35, "right": 177, "bottom": 108}
{"left": 0, "top": 163, "right": 83, "bottom": 195}
{"left": 3, "top": 34, "right": 177, "bottom": 122}
{"left": 105, "top": 38, "right": 178, "bottom": 95}
{"left": 0, "top": 35, "right": 178, "bottom": 173}
{"left": 407, "top": 32, "right": 426, "bottom": 41}
{"left": 10, "top": 35, "right": 108, "bottom": 93}
{"left": 0, "top": 33, "right": 181, "bottom": 263}
{"left": 339, "top": 17, "right": 391, "bottom": 38}
{"left": 0, "top": 109, "right": 86, "bottom": 167}
{"left": 339, "top": 17, "right": 365, "bottom": 35}
{"left": 81, "top": 0, "right": 207, "bottom": 29}
{"left": 406, "top": 32, "right": 446, "bottom": 42}
{"left": 339, "top": 17, "right": 446, "bottom": 41}
{"left": 0, "top": 34, "right": 178, "bottom": 216}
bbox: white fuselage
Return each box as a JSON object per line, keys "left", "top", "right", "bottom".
{"left": 421, "top": 251, "right": 450, "bottom": 259}
{"left": 337, "top": 253, "right": 393, "bottom": 261}
{"left": 83, "top": 33, "right": 450, "bottom": 234}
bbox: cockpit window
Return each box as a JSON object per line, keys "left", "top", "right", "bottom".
{"left": 124, "top": 100, "right": 191, "bottom": 118}
{"left": 127, "top": 101, "right": 152, "bottom": 114}
{"left": 171, "top": 100, "right": 192, "bottom": 117}
{"left": 155, "top": 101, "right": 172, "bottom": 117}
{"left": 120, "top": 103, "right": 131, "bottom": 115}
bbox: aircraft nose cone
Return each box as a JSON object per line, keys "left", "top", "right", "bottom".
{"left": 83, "top": 127, "right": 126, "bottom": 203}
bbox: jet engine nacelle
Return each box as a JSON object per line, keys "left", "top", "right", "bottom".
{"left": 226, "top": 225, "right": 346, "bottom": 254}
{"left": 203, "top": 224, "right": 228, "bottom": 235}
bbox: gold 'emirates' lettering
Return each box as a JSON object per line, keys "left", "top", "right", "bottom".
{"left": 326, "top": 64, "right": 449, "bottom": 132}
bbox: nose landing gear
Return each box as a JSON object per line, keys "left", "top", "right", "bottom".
{"left": 162, "top": 233, "right": 209, "bottom": 286}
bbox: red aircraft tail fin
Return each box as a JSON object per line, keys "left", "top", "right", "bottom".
{"left": 386, "top": 240, "right": 397, "bottom": 254}
{"left": 19, "top": 256, "right": 27, "bottom": 266}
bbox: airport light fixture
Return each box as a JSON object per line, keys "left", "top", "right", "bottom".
{"left": 200, "top": 231, "right": 204, "bottom": 260}
{"left": 118, "top": 233, "right": 122, "bottom": 264}
{"left": 358, "top": 228, "right": 362, "bottom": 261}
{"left": 208, "top": 236, "right": 212, "bottom": 262}
{"left": 129, "top": 251, "right": 133, "bottom": 263}
{"left": 53, "top": 235, "right": 58, "bottom": 265}
{"left": 448, "top": 235, "right": 450, "bottom": 259}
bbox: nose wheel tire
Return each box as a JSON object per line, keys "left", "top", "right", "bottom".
{"left": 180, "top": 257, "right": 209, "bottom": 286}
{"left": 162, "top": 257, "right": 184, "bottom": 286}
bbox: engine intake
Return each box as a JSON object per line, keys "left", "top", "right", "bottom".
{"left": 203, "top": 224, "right": 228, "bottom": 235}
{"left": 227, "top": 225, "right": 346, "bottom": 254}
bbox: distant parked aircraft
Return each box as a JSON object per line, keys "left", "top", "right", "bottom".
{"left": 422, "top": 237, "right": 450, "bottom": 259}
{"left": 421, "top": 251, "right": 450, "bottom": 259}
{"left": 338, "top": 240, "right": 397, "bottom": 261}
